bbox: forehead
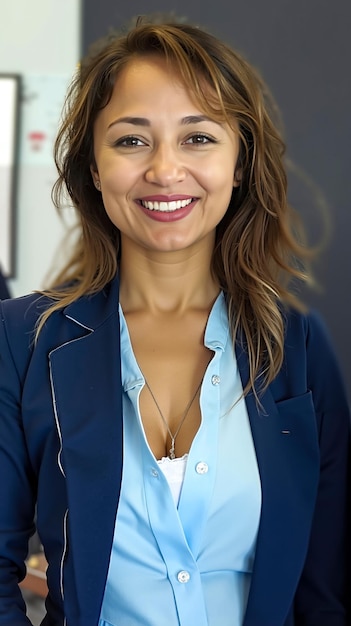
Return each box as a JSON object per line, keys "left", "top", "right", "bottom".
{"left": 101, "top": 54, "right": 225, "bottom": 119}
{"left": 113, "top": 55, "right": 201, "bottom": 102}
{"left": 118, "top": 56, "right": 180, "bottom": 87}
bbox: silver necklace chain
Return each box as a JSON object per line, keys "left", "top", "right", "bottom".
{"left": 143, "top": 377, "right": 202, "bottom": 460}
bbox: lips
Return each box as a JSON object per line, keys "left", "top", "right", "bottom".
{"left": 137, "top": 196, "right": 197, "bottom": 222}
{"left": 140, "top": 198, "right": 194, "bottom": 212}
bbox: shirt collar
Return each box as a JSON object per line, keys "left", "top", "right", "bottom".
{"left": 119, "top": 291, "right": 229, "bottom": 392}
{"left": 204, "top": 291, "right": 229, "bottom": 352}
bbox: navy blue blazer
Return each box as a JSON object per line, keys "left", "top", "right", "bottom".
{"left": 0, "top": 276, "right": 350, "bottom": 626}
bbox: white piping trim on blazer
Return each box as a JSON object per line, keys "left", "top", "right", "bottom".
{"left": 47, "top": 325, "right": 94, "bottom": 624}
{"left": 49, "top": 358, "right": 66, "bottom": 478}
{"left": 48, "top": 327, "right": 94, "bottom": 477}
{"left": 60, "top": 509, "right": 68, "bottom": 602}
{"left": 64, "top": 315, "right": 93, "bottom": 332}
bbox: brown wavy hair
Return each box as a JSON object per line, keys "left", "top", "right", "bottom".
{"left": 38, "top": 18, "right": 313, "bottom": 394}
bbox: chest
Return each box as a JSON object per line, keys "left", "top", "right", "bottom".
{"left": 122, "top": 309, "right": 214, "bottom": 460}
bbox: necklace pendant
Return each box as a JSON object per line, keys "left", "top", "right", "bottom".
{"left": 169, "top": 439, "right": 176, "bottom": 460}
{"left": 144, "top": 375, "right": 202, "bottom": 463}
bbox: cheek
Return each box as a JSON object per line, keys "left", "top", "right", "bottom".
{"left": 202, "top": 160, "right": 235, "bottom": 196}
{"left": 200, "top": 147, "right": 238, "bottom": 185}
{"left": 102, "top": 164, "right": 127, "bottom": 192}
{"left": 96, "top": 153, "right": 134, "bottom": 190}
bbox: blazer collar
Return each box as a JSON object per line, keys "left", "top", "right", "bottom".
{"left": 62, "top": 273, "right": 120, "bottom": 331}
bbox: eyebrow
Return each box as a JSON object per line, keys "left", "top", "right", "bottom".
{"left": 107, "top": 115, "right": 221, "bottom": 129}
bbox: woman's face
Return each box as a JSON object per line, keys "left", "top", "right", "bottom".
{"left": 91, "top": 55, "right": 240, "bottom": 256}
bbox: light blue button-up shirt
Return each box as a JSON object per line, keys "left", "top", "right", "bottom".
{"left": 99, "top": 293, "right": 261, "bottom": 626}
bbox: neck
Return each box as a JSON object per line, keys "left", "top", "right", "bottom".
{"left": 119, "top": 236, "right": 219, "bottom": 314}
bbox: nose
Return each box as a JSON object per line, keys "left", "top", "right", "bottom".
{"left": 144, "top": 144, "right": 186, "bottom": 186}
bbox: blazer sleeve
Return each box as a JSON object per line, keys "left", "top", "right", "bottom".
{"left": 293, "top": 310, "right": 351, "bottom": 625}
{"left": 0, "top": 301, "right": 37, "bottom": 625}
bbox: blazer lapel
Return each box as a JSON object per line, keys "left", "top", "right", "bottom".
{"left": 48, "top": 278, "right": 124, "bottom": 622}
{"left": 236, "top": 343, "right": 320, "bottom": 626}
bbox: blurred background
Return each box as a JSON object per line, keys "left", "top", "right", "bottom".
{"left": 0, "top": 1, "right": 350, "bottom": 621}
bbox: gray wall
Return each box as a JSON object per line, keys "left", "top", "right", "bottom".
{"left": 82, "top": 0, "right": 351, "bottom": 396}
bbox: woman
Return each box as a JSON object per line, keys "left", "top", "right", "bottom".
{"left": 0, "top": 18, "right": 349, "bottom": 626}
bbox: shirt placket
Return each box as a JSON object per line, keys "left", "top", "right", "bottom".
{"left": 141, "top": 348, "right": 222, "bottom": 626}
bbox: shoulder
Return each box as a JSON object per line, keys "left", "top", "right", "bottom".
{"left": 0, "top": 292, "right": 56, "bottom": 343}
{"left": 282, "top": 305, "right": 337, "bottom": 358}
{"left": 0, "top": 293, "right": 59, "bottom": 347}
{"left": 0, "top": 292, "right": 54, "bottom": 333}
{"left": 282, "top": 306, "right": 349, "bottom": 411}
{"left": 0, "top": 293, "right": 57, "bottom": 379}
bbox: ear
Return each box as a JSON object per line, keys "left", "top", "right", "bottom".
{"left": 90, "top": 164, "right": 101, "bottom": 191}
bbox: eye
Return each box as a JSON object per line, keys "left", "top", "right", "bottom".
{"left": 183, "top": 133, "right": 216, "bottom": 145}
{"left": 114, "top": 135, "right": 147, "bottom": 147}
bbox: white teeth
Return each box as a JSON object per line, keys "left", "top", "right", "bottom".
{"left": 141, "top": 198, "right": 193, "bottom": 212}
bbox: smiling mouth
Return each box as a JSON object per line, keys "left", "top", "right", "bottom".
{"left": 139, "top": 198, "right": 194, "bottom": 212}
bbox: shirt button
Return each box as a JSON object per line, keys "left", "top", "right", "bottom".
{"left": 195, "top": 462, "right": 208, "bottom": 475}
{"left": 177, "top": 570, "right": 190, "bottom": 583}
{"left": 211, "top": 374, "right": 220, "bottom": 385}
{"left": 150, "top": 468, "right": 159, "bottom": 477}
